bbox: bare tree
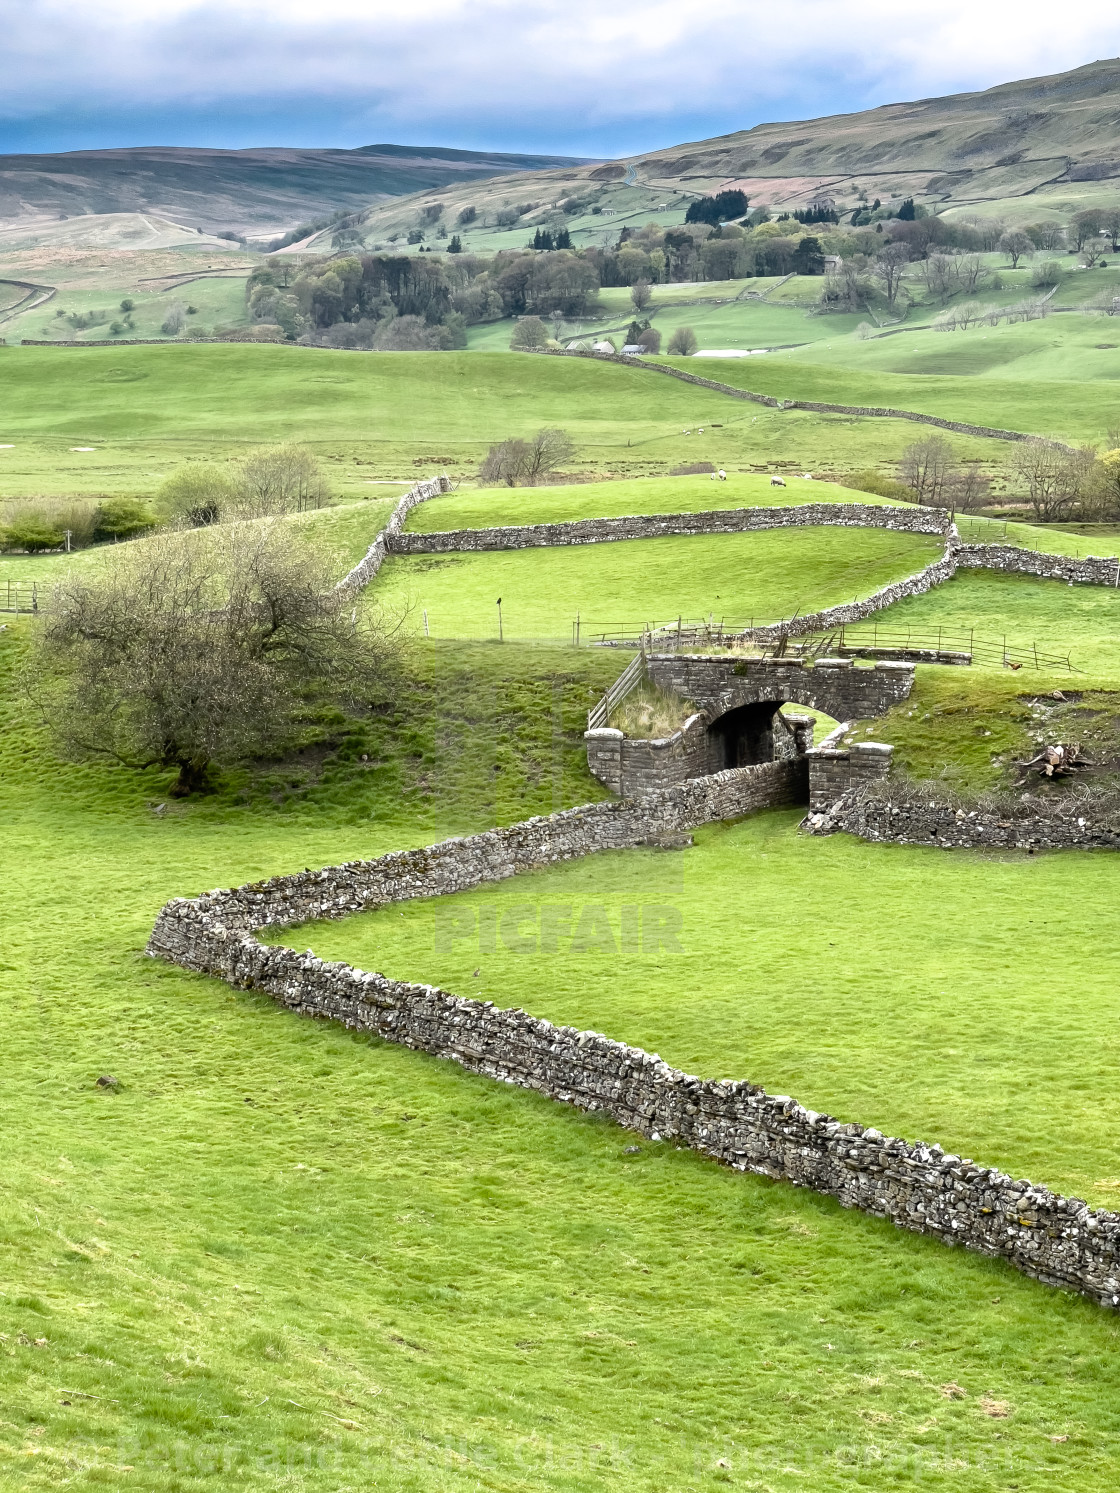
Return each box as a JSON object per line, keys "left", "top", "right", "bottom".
{"left": 957, "top": 253, "right": 983, "bottom": 293}
{"left": 998, "top": 230, "right": 1033, "bottom": 269}
{"left": 872, "top": 242, "right": 909, "bottom": 310}
{"left": 1081, "top": 239, "right": 1105, "bottom": 269}
{"left": 946, "top": 463, "right": 992, "bottom": 512}
{"left": 899, "top": 435, "right": 955, "bottom": 506}
{"left": 478, "top": 438, "right": 531, "bottom": 487}
{"left": 30, "top": 523, "right": 402, "bottom": 796}
{"left": 522, "top": 428, "right": 575, "bottom": 484}
{"left": 921, "top": 253, "right": 955, "bottom": 303}
{"left": 630, "top": 280, "right": 652, "bottom": 314}
{"left": 1013, "top": 440, "right": 1096, "bottom": 522}
{"left": 1106, "top": 210, "right": 1120, "bottom": 254}
{"left": 667, "top": 326, "right": 699, "bottom": 355}
{"left": 235, "top": 445, "right": 330, "bottom": 517}
{"left": 478, "top": 428, "right": 574, "bottom": 487}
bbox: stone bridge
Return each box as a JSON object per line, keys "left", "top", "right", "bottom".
{"left": 586, "top": 653, "right": 913, "bottom": 800}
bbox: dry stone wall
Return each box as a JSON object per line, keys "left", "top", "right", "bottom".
{"left": 809, "top": 784, "right": 1120, "bottom": 851}
{"left": 147, "top": 762, "right": 1120, "bottom": 1311}
{"left": 337, "top": 474, "right": 451, "bottom": 592}
{"left": 954, "top": 543, "right": 1120, "bottom": 587}
{"left": 390, "top": 503, "right": 949, "bottom": 554}
{"left": 545, "top": 348, "right": 1061, "bottom": 445}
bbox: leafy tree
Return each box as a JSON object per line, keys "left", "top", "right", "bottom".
{"left": 509, "top": 316, "right": 549, "bottom": 350}
{"left": 236, "top": 445, "right": 331, "bottom": 517}
{"left": 636, "top": 327, "right": 661, "bottom": 354}
{"left": 630, "top": 279, "right": 652, "bottom": 313}
{"left": 667, "top": 326, "right": 698, "bottom": 356}
{"left": 685, "top": 190, "right": 748, "bottom": 225}
{"left": 554, "top": 228, "right": 572, "bottom": 249}
{"left": 792, "top": 236, "right": 825, "bottom": 275}
{"left": 447, "top": 235, "right": 462, "bottom": 254}
{"left": 1073, "top": 209, "right": 1106, "bottom": 249}
{"left": 407, "top": 229, "right": 424, "bottom": 245}
{"left": 31, "top": 523, "right": 403, "bottom": 796}
{"left": 119, "top": 298, "right": 135, "bottom": 312}
{"left": 457, "top": 205, "right": 477, "bottom": 225}
{"left": 998, "top": 230, "right": 1033, "bottom": 268}
{"left": 896, "top": 198, "right": 916, "bottom": 221}
{"left": 88, "top": 497, "right": 154, "bottom": 542}
{"left": 156, "top": 464, "right": 239, "bottom": 526}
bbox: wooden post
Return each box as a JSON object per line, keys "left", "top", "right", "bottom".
{"left": 497, "top": 597, "right": 503, "bottom": 643}
{"left": 423, "top": 609, "right": 429, "bottom": 637}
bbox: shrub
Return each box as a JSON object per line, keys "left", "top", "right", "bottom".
{"left": 156, "top": 464, "right": 239, "bottom": 526}
{"left": 844, "top": 468, "right": 915, "bottom": 500}
{"left": 667, "top": 326, "right": 699, "bottom": 356}
{"left": 32, "top": 523, "right": 404, "bottom": 796}
{"left": 479, "top": 428, "right": 574, "bottom": 487}
{"left": 92, "top": 497, "right": 156, "bottom": 542}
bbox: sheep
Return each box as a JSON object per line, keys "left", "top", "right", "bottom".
{"left": 770, "top": 475, "right": 786, "bottom": 487}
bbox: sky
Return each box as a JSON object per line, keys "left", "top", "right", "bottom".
{"left": 1, "top": 1, "right": 1119, "bottom": 158}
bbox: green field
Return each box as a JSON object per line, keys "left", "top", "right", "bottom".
{"left": 5, "top": 625, "right": 1120, "bottom": 1492}
{"left": 406, "top": 473, "right": 890, "bottom": 529}
{"left": 375, "top": 527, "right": 941, "bottom": 640}
{"left": 7, "top": 309, "right": 1120, "bottom": 1491}
{"left": 0, "top": 344, "right": 1035, "bottom": 503}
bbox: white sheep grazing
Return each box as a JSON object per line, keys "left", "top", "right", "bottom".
{"left": 770, "top": 475, "right": 786, "bottom": 487}
{"left": 717, "top": 469, "right": 727, "bottom": 480}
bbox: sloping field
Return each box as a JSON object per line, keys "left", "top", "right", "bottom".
{"left": 0, "top": 344, "right": 1027, "bottom": 499}
{"left": 374, "top": 527, "right": 942, "bottom": 640}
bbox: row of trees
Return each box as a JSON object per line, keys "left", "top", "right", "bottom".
{"left": 0, "top": 447, "right": 331, "bottom": 554}
{"left": 869, "top": 434, "right": 1120, "bottom": 523}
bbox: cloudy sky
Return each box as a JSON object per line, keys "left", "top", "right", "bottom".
{"left": 2, "top": 1, "right": 1118, "bottom": 158}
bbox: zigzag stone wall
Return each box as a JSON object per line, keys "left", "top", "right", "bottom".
{"left": 147, "top": 763, "right": 1120, "bottom": 1311}
{"left": 544, "top": 348, "right": 1061, "bottom": 445}
{"left": 390, "top": 503, "right": 949, "bottom": 554}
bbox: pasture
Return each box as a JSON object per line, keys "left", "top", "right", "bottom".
{"left": 374, "top": 527, "right": 941, "bottom": 640}
{"left": 4, "top": 308, "right": 1120, "bottom": 1491}
{"left": 0, "top": 343, "right": 1029, "bottom": 502}
{"left": 4, "top": 623, "right": 1120, "bottom": 1492}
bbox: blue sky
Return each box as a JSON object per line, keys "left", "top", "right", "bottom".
{"left": 2, "top": 1, "right": 1118, "bottom": 158}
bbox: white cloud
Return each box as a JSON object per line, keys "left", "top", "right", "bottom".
{"left": 1, "top": 0, "right": 1118, "bottom": 147}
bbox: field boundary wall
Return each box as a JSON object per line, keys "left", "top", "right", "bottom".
{"left": 147, "top": 760, "right": 1120, "bottom": 1311}
{"left": 336, "top": 474, "right": 451, "bottom": 592}
{"left": 808, "top": 783, "right": 1120, "bottom": 851}
{"left": 390, "top": 503, "right": 949, "bottom": 554}
{"left": 542, "top": 348, "right": 1068, "bottom": 446}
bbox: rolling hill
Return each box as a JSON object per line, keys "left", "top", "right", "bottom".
{"left": 0, "top": 143, "right": 595, "bottom": 244}
{"left": 330, "top": 57, "right": 1120, "bottom": 254}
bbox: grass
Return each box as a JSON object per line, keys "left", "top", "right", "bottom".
{"left": 0, "top": 344, "right": 1026, "bottom": 501}
{"left": 373, "top": 527, "right": 943, "bottom": 640}
{"left": 271, "top": 809, "right": 1120, "bottom": 1207}
{"left": 676, "top": 352, "right": 1120, "bottom": 443}
{"left": 844, "top": 568, "right": 1120, "bottom": 676}
{"left": 6, "top": 621, "right": 1120, "bottom": 1491}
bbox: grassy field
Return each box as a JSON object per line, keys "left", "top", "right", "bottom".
{"left": 271, "top": 809, "right": 1120, "bottom": 1206}
{"left": 5, "top": 623, "right": 1120, "bottom": 1492}
{"left": 374, "top": 527, "right": 942, "bottom": 640}
{"left": 0, "top": 345, "right": 1030, "bottom": 501}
